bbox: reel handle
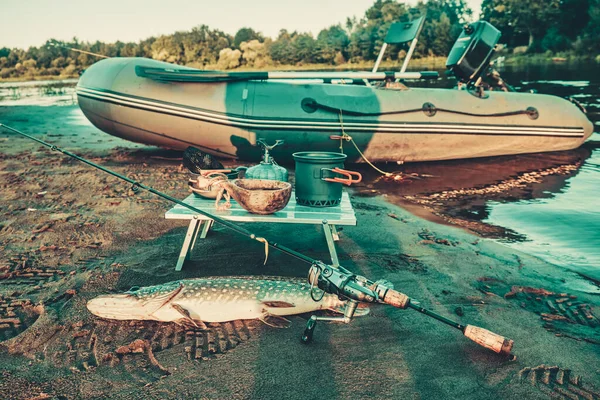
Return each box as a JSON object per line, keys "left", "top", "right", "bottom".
{"left": 301, "top": 301, "right": 359, "bottom": 344}
{"left": 301, "top": 315, "right": 318, "bottom": 344}
{"left": 305, "top": 263, "right": 515, "bottom": 357}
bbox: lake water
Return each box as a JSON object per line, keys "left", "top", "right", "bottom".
{"left": 1, "top": 63, "right": 598, "bottom": 283}
{"left": 0, "top": 79, "right": 78, "bottom": 106}
{"left": 411, "top": 62, "right": 600, "bottom": 283}
{"left": 480, "top": 64, "right": 600, "bottom": 283}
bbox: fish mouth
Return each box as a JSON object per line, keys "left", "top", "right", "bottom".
{"left": 87, "top": 294, "right": 149, "bottom": 320}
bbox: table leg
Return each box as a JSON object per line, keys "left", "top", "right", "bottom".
{"left": 190, "top": 220, "right": 205, "bottom": 252}
{"left": 323, "top": 222, "right": 340, "bottom": 267}
{"left": 199, "top": 219, "right": 213, "bottom": 239}
{"left": 176, "top": 218, "right": 200, "bottom": 271}
{"left": 331, "top": 224, "right": 340, "bottom": 241}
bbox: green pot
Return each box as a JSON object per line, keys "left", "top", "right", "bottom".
{"left": 293, "top": 152, "right": 361, "bottom": 207}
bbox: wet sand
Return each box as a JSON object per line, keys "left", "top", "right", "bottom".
{"left": 1, "top": 105, "right": 599, "bottom": 399}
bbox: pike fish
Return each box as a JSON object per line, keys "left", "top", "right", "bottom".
{"left": 87, "top": 276, "right": 369, "bottom": 328}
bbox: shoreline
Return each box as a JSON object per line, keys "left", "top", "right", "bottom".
{"left": 2, "top": 54, "right": 599, "bottom": 83}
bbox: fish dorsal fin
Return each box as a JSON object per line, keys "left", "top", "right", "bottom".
{"left": 142, "top": 282, "right": 184, "bottom": 314}
{"left": 262, "top": 301, "right": 296, "bottom": 308}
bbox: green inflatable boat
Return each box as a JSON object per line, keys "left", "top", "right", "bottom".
{"left": 76, "top": 21, "right": 593, "bottom": 163}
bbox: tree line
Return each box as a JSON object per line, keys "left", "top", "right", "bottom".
{"left": 1, "top": 0, "right": 599, "bottom": 80}
{"left": 481, "top": 0, "right": 600, "bottom": 53}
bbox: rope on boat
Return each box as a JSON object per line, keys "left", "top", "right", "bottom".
{"left": 337, "top": 110, "right": 393, "bottom": 177}
{"left": 328, "top": 95, "right": 538, "bottom": 177}
{"left": 306, "top": 98, "right": 539, "bottom": 119}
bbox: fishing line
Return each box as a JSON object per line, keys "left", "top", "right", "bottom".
{"left": 337, "top": 109, "right": 393, "bottom": 177}
{"left": 0, "top": 123, "right": 315, "bottom": 266}
{"left": 48, "top": 40, "right": 110, "bottom": 59}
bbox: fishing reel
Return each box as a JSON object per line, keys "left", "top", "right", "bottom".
{"left": 301, "top": 262, "right": 409, "bottom": 343}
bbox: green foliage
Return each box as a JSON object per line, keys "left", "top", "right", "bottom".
{"left": 481, "top": 0, "right": 597, "bottom": 52}
{"left": 558, "top": 0, "right": 590, "bottom": 39}
{"left": 3, "top": 0, "right": 599, "bottom": 81}
{"left": 541, "top": 27, "right": 570, "bottom": 52}
{"left": 293, "top": 33, "right": 317, "bottom": 64}
{"left": 267, "top": 30, "right": 296, "bottom": 64}
{"left": 315, "top": 25, "right": 349, "bottom": 64}
{"left": 216, "top": 48, "right": 242, "bottom": 69}
{"left": 234, "top": 28, "right": 264, "bottom": 48}
{"left": 240, "top": 40, "right": 272, "bottom": 68}
{"left": 413, "top": 0, "right": 469, "bottom": 57}
{"left": 575, "top": 0, "right": 600, "bottom": 53}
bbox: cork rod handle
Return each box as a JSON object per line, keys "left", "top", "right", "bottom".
{"left": 463, "top": 325, "right": 514, "bottom": 356}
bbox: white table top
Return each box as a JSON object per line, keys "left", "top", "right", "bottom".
{"left": 165, "top": 190, "right": 356, "bottom": 225}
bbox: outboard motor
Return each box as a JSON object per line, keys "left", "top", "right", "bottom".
{"left": 446, "top": 21, "right": 510, "bottom": 96}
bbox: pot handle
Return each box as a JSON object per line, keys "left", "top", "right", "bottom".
{"left": 321, "top": 167, "right": 362, "bottom": 186}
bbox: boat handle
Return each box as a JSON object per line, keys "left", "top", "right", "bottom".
{"left": 321, "top": 168, "right": 362, "bottom": 186}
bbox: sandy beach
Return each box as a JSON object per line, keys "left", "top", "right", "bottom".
{"left": 1, "top": 104, "right": 599, "bottom": 399}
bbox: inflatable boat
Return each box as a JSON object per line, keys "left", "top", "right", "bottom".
{"left": 76, "top": 21, "right": 593, "bottom": 163}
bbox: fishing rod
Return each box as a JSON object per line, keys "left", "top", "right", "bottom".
{"left": 48, "top": 40, "right": 109, "bottom": 59}
{"left": 0, "top": 122, "right": 515, "bottom": 358}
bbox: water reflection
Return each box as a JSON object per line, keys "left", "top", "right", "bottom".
{"left": 368, "top": 61, "right": 600, "bottom": 283}
{"left": 0, "top": 79, "right": 77, "bottom": 106}
{"left": 356, "top": 143, "right": 592, "bottom": 232}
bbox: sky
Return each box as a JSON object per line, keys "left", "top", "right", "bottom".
{"left": 1, "top": 0, "right": 483, "bottom": 49}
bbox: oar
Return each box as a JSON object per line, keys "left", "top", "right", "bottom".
{"left": 135, "top": 66, "right": 439, "bottom": 83}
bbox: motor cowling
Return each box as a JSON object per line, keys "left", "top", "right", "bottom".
{"left": 446, "top": 21, "right": 501, "bottom": 85}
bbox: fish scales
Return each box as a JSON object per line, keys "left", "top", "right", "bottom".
{"left": 87, "top": 276, "right": 368, "bottom": 328}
